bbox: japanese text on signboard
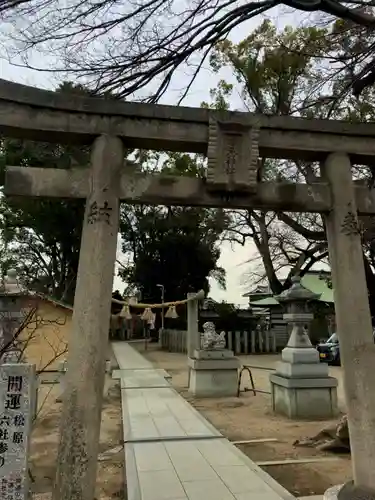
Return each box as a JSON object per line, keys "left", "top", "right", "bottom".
{"left": 0, "top": 364, "right": 34, "bottom": 500}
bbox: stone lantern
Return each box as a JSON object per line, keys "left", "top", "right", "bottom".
{"left": 0, "top": 269, "right": 30, "bottom": 363}
{"left": 276, "top": 275, "right": 320, "bottom": 357}
{"left": 269, "top": 276, "right": 338, "bottom": 419}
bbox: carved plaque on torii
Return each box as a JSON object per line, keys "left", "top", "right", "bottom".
{"left": 207, "top": 118, "right": 260, "bottom": 193}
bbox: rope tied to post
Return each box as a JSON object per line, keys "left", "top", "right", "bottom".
{"left": 111, "top": 289, "right": 205, "bottom": 309}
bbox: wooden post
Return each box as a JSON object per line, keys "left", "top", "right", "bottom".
{"left": 244, "top": 331, "right": 249, "bottom": 354}
{"left": 272, "top": 330, "right": 277, "bottom": 353}
{"left": 53, "top": 135, "right": 123, "bottom": 500}
{"left": 235, "top": 331, "right": 241, "bottom": 354}
{"left": 179, "top": 330, "right": 183, "bottom": 353}
{"left": 258, "top": 329, "right": 263, "bottom": 352}
{"left": 251, "top": 330, "right": 256, "bottom": 353}
{"left": 323, "top": 152, "right": 375, "bottom": 490}
{"left": 228, "top": 331, "right": 233, "bottom": 351}
{"left": 265, "top": 330, "right": 270, "bottom": 353}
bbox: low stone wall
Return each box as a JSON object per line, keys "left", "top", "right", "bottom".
{"left": 160, "top": 329, "right": 278, "bottom": 354}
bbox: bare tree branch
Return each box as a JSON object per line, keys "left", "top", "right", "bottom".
{"left": 1, "top": 0, "right": 375, "bottom": 101}
{"left": 285, "top": 0, "right": 375, "bottom": 26}
{"left": 277, "top": 213, "right": 326, "bottom": 240}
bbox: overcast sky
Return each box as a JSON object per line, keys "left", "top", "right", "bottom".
{"left": 1, "top": 6, "right": 303, "bottom": 306}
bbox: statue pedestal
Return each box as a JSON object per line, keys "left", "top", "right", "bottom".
{"left": 270, "top": 346, "right": 338, "bottom": 419}
{"left": 188, "top": 349, "right": 240, "bottom": 397}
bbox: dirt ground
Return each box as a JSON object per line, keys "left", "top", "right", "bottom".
{"left": 31, "top": 364, "right": 124, "bottom": 499}
{"left": 141, "top": 344, "right": 351, "bottom": 498}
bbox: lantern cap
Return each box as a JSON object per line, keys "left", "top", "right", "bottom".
{"left": 275, "top": 276, "right": 321, "bottom": 303}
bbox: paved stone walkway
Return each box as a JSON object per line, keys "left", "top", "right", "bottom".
{"left": 112, "top": 342, "right": 297, "bottom": 500}
{"left": 298, "top": 496, "right": 323, "bottom": 500}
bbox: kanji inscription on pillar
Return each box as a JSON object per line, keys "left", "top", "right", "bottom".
{"left": 340, "top": 203, "right": 362, "bottom": 237}
{"left": 87, "top": 200, "right": 113, "bottom": 225}
{"left": 207, "top": 118, "right": 260, "bottom": 193}
{"left": 0, "top": 363, "right": 36, "bottom": 500}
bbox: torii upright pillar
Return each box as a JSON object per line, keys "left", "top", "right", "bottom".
{"left": 52, "top": 135, "right": 123, "bottom": 500}
{"left": 324, "top": 152, "right": 375, "bottom": 491}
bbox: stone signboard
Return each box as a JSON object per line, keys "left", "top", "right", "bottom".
{"left": 0, "top": 363, "right": 36, "bottom": 500}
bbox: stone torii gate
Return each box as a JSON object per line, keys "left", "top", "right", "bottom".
{"left": 1, "top": 79, "right": 375, "bottom": 498}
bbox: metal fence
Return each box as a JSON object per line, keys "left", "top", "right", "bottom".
{"left": 160, "top": 329, "right": 278, "bottom": 354}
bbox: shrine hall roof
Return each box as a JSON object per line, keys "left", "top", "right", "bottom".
{"left": 250, "top": 272, "right": 334, "bottom": 308}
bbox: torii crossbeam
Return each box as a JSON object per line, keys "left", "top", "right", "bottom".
{"left": 6, "top": 164, "right": 375, "bottom": 214}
